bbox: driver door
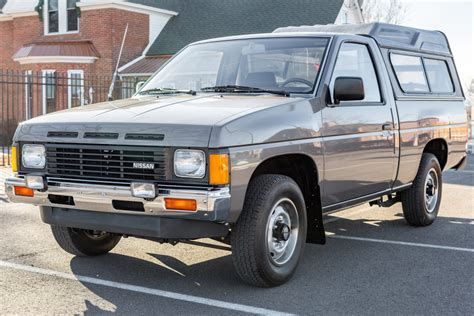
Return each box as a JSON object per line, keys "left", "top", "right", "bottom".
{"left": 321, "top": 40, "right": 396, "bottom": 207}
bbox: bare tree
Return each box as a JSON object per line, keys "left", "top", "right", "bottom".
{"left": 362, "top": 0, "right": 407, "bottom": 24}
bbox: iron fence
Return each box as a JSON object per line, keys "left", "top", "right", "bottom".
{"left": 0, "top": 70, "right": 143, "bottom": 166}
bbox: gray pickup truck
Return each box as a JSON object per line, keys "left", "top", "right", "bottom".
{"left": 5, "top": 23, "right": 468, "bottom": 287}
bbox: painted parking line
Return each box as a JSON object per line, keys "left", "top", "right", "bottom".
{"left": 328, "top": 234, "right": 474, "bottom": 253}
{"left": 0, "top": 260, "right": 293, "bottom": 316}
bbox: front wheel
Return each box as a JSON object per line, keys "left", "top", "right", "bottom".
{"left": 401, "top": 153, "right": 442, "bottom": 226}
{"left": 231, "top": 175, "right": 307, "bottom": 287}
{"left": 51, "top": 225, "right": 121, "bottom": 256}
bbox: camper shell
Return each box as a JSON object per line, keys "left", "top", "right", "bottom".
{"left": 274, "top": 22, "right": 465, "bottom": 99}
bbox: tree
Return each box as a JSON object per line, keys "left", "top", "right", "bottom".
{"left": 361, "top": 0, "right": 407, "bottom": 24}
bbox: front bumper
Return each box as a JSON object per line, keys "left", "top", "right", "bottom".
{"left": 40, "top": 206, "right": 230, "bottom": 240}
{"left": 5, "top": 176, "right": 231, "bottom": 222}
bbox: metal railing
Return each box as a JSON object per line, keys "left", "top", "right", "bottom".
{"left": 0, "top": 70, "right": 143, "bottom": 166}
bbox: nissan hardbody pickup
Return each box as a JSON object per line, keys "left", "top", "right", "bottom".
{"left": 6, "top": 23, "right": 468, "bottom": 287}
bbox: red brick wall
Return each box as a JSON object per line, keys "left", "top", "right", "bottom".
{"left": 0, "top": 8, "right": 149, "bottom": 76}
{"left": 0, "top": 19, "right": 15, "bottom": 70}
{"left": 0, "top": 8, "right": 149, "bottom": 131}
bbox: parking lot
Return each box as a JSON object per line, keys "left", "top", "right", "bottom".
{"left": 0, "top": 155, "right": 472, "bottom": 315}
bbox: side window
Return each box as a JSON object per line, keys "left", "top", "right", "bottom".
{"left": 330, "top": 43, "right": 381, "bottom": 103}
{"left": 424, "top": 58, "right": 454, "bottom": 93}
{"left": 390, "top": 54, "right": 429, "bottom": 93}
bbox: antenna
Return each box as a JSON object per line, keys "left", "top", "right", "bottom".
{"left": 108, "top": 23, "right": 129, "bottom": 101}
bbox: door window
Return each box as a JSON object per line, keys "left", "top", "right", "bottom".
{"left": 330, "top": 43, "right": 381, "bottom": 103}
{"left": 42, "top": 70, "right": 56, "bottom": 114}
{"left": 24, "top": 71, "right": 33, "bottom": 119}
{"left": 68, "top": 70, "right": 84, "bottom": 108}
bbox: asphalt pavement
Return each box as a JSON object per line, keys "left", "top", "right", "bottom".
{"left": 0, "top": 155, "right": 472, "bottom": 315}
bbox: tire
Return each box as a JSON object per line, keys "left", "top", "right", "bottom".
{"left": 231, "top": 174, "right": 307, "bottom": 287}
{"left": 51, "top": 225, "right": 121, "bottom": 256}
{"left": 401, "top": 153, "right": 442, "bottom": 226}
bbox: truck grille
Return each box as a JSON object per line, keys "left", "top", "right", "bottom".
{"left": 45, "top": 144, "right": 168, "bottom": 182}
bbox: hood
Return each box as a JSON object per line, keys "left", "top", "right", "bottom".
{"left": 15, "top": 94, "right": 301, "bottom": 147}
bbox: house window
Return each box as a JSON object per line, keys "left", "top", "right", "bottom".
{"left": 24, "top": 71, "right": 33, "bottom": 119}
{"left": 45, "top": 0, "right": 79, "bottom": 35}
{"left": 67, "top": 0, "right": 79, "bottom": 32}
{"left": 47, "top": 0, "right": 59, "bottom": 33}
{"left": 42, "top": 70, "right": 56, "bottom": 114}
{"left": 68, "top": 70, "right": 84, "bottom": 108}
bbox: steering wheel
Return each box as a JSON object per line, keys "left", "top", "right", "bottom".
{"left": 280, "top": 78, "right": 313, "bottom": 88}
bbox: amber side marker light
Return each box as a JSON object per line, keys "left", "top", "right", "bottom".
{"left": 14, "top": 186, "right": 34, "bottom": 197}
{"left": 164, "top": 198, "right": 197, "bottom": 212}
{"left": 11, "top": 146, "right": 18, "bottom": 172}
{"left": 209, "top": 153, "right": 229, "bottom": 185}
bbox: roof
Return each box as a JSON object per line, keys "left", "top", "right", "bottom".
{"left": 120, "top": 56, "right": 170, "bottom": 75}
{"left": 13, "top": 41, "right": 100, "bottom": 59}
{"left": 129, "top": 0, "right": 344, "bottom": 56}
{"left": 275, "top": 23, "right": 453, "bottom": 56}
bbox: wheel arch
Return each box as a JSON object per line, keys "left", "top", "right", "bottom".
{"left": 423, "top": 138, "right": 448, "bottom": 170}
{"left": 246, "top": 153, "right": 325, "bottom": 244}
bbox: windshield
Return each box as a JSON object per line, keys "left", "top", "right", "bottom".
{"left": 140, "top": 37, "right": 329, "bottom": 95}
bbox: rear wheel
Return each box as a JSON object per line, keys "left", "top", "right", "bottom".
{"left": 51, "top": 225, "right": 121, "bottom": 256}
{"left": 231, "top": 175, "right": 307, "bottom": 287}
{"left": 401, "top": 153, "right": 442, "bottom": 226}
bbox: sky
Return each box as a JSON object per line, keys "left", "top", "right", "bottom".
{"left": 399, "top": 0, "right": 473, "bottom": 88}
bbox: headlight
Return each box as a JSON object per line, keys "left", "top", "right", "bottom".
{"left": 22, "top": 144, "right": 46, "bottom": 169}
{"left": 174, "top": 149, "right": 206, "bottom": 178}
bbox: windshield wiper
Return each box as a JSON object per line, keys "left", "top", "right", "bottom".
{"left": 201, "top": 85, "right": 289, "bottom": 97}
{"left": 138, "top": 88, "right": 197, "bottom": 96}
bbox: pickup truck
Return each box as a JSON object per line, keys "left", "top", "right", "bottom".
{"left": 5, "top": 23, "right": 468, "bottom": 287}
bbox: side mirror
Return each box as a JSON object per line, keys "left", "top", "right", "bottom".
{"left": 333, "top": 77, "right": 364, "bottom": 105}
{"left": 135, "top": 81, "right": 146, "bottom": 93}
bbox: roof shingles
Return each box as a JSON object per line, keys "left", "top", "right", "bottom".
{"left": 0, "top": 0, "right": 7, "bottom": 12}
{"left": 129, "top": 0, "right": 344, "bottom": 56}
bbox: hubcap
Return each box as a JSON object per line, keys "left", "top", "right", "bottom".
{"left": 82, "top": 230, "right": 109, "bottom": 240}
{"left": 424, "top": 168, "right": 439, "bottom": 213}
{"left": 266, "top": 198, "right": 299, "bottom": 266}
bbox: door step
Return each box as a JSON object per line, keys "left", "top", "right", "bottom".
{"left": 369, "top": 193, "right": 401, "bottom": 208}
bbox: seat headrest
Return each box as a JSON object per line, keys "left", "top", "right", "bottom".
{"left": 244, "top": 72, "right": 277, "bottom": 88}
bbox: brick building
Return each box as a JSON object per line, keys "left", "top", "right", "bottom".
{"left": 0, "top": 0, "right": 363, "bottom": 120}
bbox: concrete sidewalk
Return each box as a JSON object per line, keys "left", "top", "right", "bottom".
{"left": 0, "top": 167, "right": 13, "bottom": 196}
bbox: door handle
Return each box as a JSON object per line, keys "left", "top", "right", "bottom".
{"left": 382, "top": 123, "right": 393, "bottom": 131}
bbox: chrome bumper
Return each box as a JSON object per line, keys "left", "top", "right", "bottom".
{"left": 5, "top": 177, "right": 231, "bottom": 221}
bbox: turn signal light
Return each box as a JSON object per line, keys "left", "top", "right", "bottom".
{"left": 11, "top": 146, "right": 17, "bottom": 172}
{"left": 209, "top": 153, "right": 229, "bottom": 185}
{"left": 14, "top": 186, "right": 34, "bottom": 197}
{"left": 164, "top": 198, "right": 197, "bottom": 212}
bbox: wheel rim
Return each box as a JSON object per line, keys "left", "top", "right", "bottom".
{"left": 265, "top": 198, "right": 299, "bottom": 266}
{"left": 424, "top": 168, "right": 439, "bottom": 213}
{"left": 81, "top": 229, "right": 110, "bottom": 240}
